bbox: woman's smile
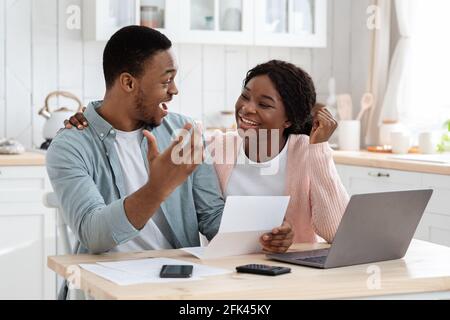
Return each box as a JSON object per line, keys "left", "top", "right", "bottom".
{"left": 238, "top": 114, "right": 261, "bottom": 129}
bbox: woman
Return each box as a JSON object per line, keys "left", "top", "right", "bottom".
{"left": 65, "top": 60, "right": 349, "bottom": 248}
{"left": 209, "top": 60, "right": 349, "bottom": 246}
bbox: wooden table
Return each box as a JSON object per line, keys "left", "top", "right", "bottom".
{"left": 47, "top": 240, "right": 450, "bottom": 300}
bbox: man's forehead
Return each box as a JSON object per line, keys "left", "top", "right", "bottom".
{"left": 149, "top": 49, "right": 178, "bottom": 75}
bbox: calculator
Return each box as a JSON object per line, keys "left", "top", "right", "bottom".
{"left": 235, "top": 264, "right": 291, "bottom": 276}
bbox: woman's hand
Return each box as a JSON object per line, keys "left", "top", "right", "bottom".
{"left": 260, "top": 221, "right": 294, "bottom": 253}
{"left": 309, "top": 106, "right": 338, "bottom": 144}
{"left": 64, "top": 107, "right": 88, "bottom": 130}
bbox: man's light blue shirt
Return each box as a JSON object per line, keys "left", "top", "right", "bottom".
{"left": 46, "top": 101, "right": 224, "bottom": 255}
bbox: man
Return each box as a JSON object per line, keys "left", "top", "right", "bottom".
{"left": 47, "top": 25, "right": 293, "bottom": 297}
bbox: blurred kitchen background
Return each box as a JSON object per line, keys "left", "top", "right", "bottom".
{"left": 0, "top": 0, "right": 379, "bottom": 149}
{"left": 2, "top": 0, "right": 450, "bottom": 149}
{"left": 2, "top": 0, "right": 450, "bottom": 300}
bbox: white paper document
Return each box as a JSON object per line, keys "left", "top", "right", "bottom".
{"left": 79, "top": 257, "right": 231, "bottom": 286}
{"left": 182, "top": 196, "right": 290, "bottom": 260}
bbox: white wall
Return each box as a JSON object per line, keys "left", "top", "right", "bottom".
{"left": 0, "top": 0, "right": 372, "bottom": 149}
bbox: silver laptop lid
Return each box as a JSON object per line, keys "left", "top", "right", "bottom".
{"left": 324, "top": 189, "right": 433, "bottom": 268}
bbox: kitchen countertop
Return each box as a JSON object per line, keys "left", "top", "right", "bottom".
{"left": 0, "top": 151, "right": 46, "bottom": 166}
{"left": 1, "top": 149, "right": 450, "bottom": 175}
{"left": 333, "top": 150, "right": 450, "bottom": 176}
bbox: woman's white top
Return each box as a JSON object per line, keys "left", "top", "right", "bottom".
{"left": 225, "top": 137, "right": 290, "bottom": 198}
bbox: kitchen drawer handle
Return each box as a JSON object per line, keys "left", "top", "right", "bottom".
{"left": 368, "top": 172, "right": 390, "bottom": 178}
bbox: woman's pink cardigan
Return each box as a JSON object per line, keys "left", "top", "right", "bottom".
{"left": 211, "top": 133, "right": 350, "bottom": 244}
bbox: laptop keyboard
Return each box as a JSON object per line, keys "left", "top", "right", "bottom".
{"left": 297, "top": 256, "right": 327, "bottom": 264}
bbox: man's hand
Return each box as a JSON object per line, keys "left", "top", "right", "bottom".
{"left": 260, "top": 221, "right": 294, "bottom": 253}
{"left": 64, "top": 107, "right": 88, "bottom": 130}
{"left": 309, "top": 106, "right": 338, "bottom": 144}
{"left": 124, "top": 123, "right": 204, "bottom": 229}
{"left": 143, "top": 123, "right": 204, "bottom": 200}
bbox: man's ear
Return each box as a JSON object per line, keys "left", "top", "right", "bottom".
{"left": 118, "top": 73, "right": 136, "bottom": 93}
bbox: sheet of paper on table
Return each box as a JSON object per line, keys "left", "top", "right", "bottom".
{"left": 79, "top": 257, "right": 231, "bottom": 286}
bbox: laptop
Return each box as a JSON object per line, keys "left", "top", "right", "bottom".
{"left": 267, "top": 189, "right": 433, "bottom": 269}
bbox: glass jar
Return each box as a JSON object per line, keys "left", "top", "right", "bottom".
{"left": 205, "top": 16, "right": 214, "bottom": 30}
{"left": 141, "top": 6, "right": 159, "bottom": 28}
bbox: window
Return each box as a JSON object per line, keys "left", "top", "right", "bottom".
{"left": 404, "top": 0, "right": 450, "bottom": 133}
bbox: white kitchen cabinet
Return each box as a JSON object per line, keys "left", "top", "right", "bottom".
{"left": 83, "top": 0, "right": 179, "bottom": 41}
{"left": 336, "top": 165, "right": 422, "bottom": 196}
{"left": 336, "top": 164, "right": 450, "bottom": 247}
{"left": 416, "top": 213, "right": 450, "bottom": 247}
{"left": 0, "top": 166, "right": 57, "bottom": 300}
{"left": 83, "top": 0, "right": 327, "bottom": 47}
{"left": 138, "top": 0, "right": 180, "bottom": 41}
{"left": 420, "top": 173, "right": 450, "bottom": 246}
{"left": 254, "top": 0, "right": 327, "bottom": 47}
{"left": 83, "top": 0, "right": 140, "bottom": 41}
{"left": 178, "top": 0, "right": 254, "bottom": 45}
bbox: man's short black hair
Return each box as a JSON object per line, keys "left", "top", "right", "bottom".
{"left": 103, "top": 25, "right": 172, "bottom": 89}
{"left": 244, "top": 60, "right": 317, "bottom": 137}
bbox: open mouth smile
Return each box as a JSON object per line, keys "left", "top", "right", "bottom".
{"left": 239, "top": 115, "right": 260, "bottom": 126}
{"left": 159, "top": 103, "right": 169, "bottom": 117}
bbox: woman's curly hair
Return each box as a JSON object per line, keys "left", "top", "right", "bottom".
{"left": 243, "top": 60, "right": 316, "bottom": 137}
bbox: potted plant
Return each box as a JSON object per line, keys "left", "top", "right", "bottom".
{"left": 437, "top": 120, "right": 450, "bottom": 153}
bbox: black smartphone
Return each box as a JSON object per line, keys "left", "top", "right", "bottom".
{"left": 236, "top": 264, "right": 291, "bottom": 276}
{"left": 160, "top": 265, "right": 193, "bottom": 278}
